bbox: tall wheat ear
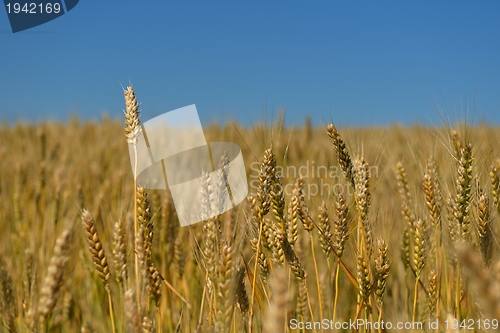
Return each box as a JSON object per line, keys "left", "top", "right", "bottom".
{"left": 124, "top": 86, "right": 141, "bottom": 142}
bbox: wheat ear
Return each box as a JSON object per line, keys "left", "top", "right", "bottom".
{"left": 124, "top": 289, "right": 141, "bottom": 333}
{"left": 453, "top": 143, "right": 473, "bottom": 240}
{"left": 38, "top": 229, "right": 71, "bottom": 322}
{"left": 327, "top": 123, "right": 354, "bottom": 187}
{"left": 375, "top": 239, "right": 389, "bottom": 331}
{"left": 216, "top": 243, "right": 235, "bottom": 333}
{"left": 354, "top": 156, "right": 373, "bottom": 258}
{"left": 291, "top": 178, "right": 323, "bottom": 329}
{"left": 0, "top": 261, "right": 17, "bottom": 333}
{"left": 234, "top": 266, "right": 249, "bottom": 321}
{"left": 113, "top": 218, "right": 128, "bottom": 290}
{"left": 81, "top": 209, "right": 116, "bottom": 333}
{"left": 318, "top": 201, "right": 332, "bottom": 258}
{"left": 412, "top": 218, "right": 426, "bottom": 323}
{"left": 490, "top": 160, "right": 500, "bottom": 214}
{"left": 477, "top": 189, "right": 493, "bottom": 266}
{"left": 428, "top": 270, "right": 438, "bottom": 318}
{"left": 333, "top": 193, "right": 349, "bottom": 322}
{"left": 356, "top": 253, "right": 371, "bottom": 313}
{"left": 249, "top": 148, "right": 275, "bottom": 327}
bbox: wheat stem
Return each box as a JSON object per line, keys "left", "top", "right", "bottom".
{"left": 332, "top": 263, "right": 340, "bottom": 323}
{"left": 309, "top": 233, "right": 324, "bottom": 332}
{"left": 133, "top": 147, "right": 141, "bottom": 319}
{"left": 411, "top": 277, "right": 418, "bottom": 327}
{"left": 107, "top": 289, "right": 116, "bottom": 333}
{"left": 249, "top": 221, "right": 264, "bottom": 333}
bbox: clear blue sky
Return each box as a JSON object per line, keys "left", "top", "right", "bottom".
{"left": 1, "top": 1, "right": 500, "bottom": 126}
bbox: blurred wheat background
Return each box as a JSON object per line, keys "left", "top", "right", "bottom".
{"left": 1, "top": 87, "right": 500, "bottom": 332}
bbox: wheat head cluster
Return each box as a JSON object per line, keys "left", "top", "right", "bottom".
{"left": 1, "top": 87, "right": 500, "bottom": 332}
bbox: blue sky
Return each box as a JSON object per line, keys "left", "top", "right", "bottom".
{"left": 1, "top": 1, "right": 500, "bottom": 126}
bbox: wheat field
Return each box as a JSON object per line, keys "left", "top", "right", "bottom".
{"left": 1, "top": 87, "right": 500, "bottom": 332}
